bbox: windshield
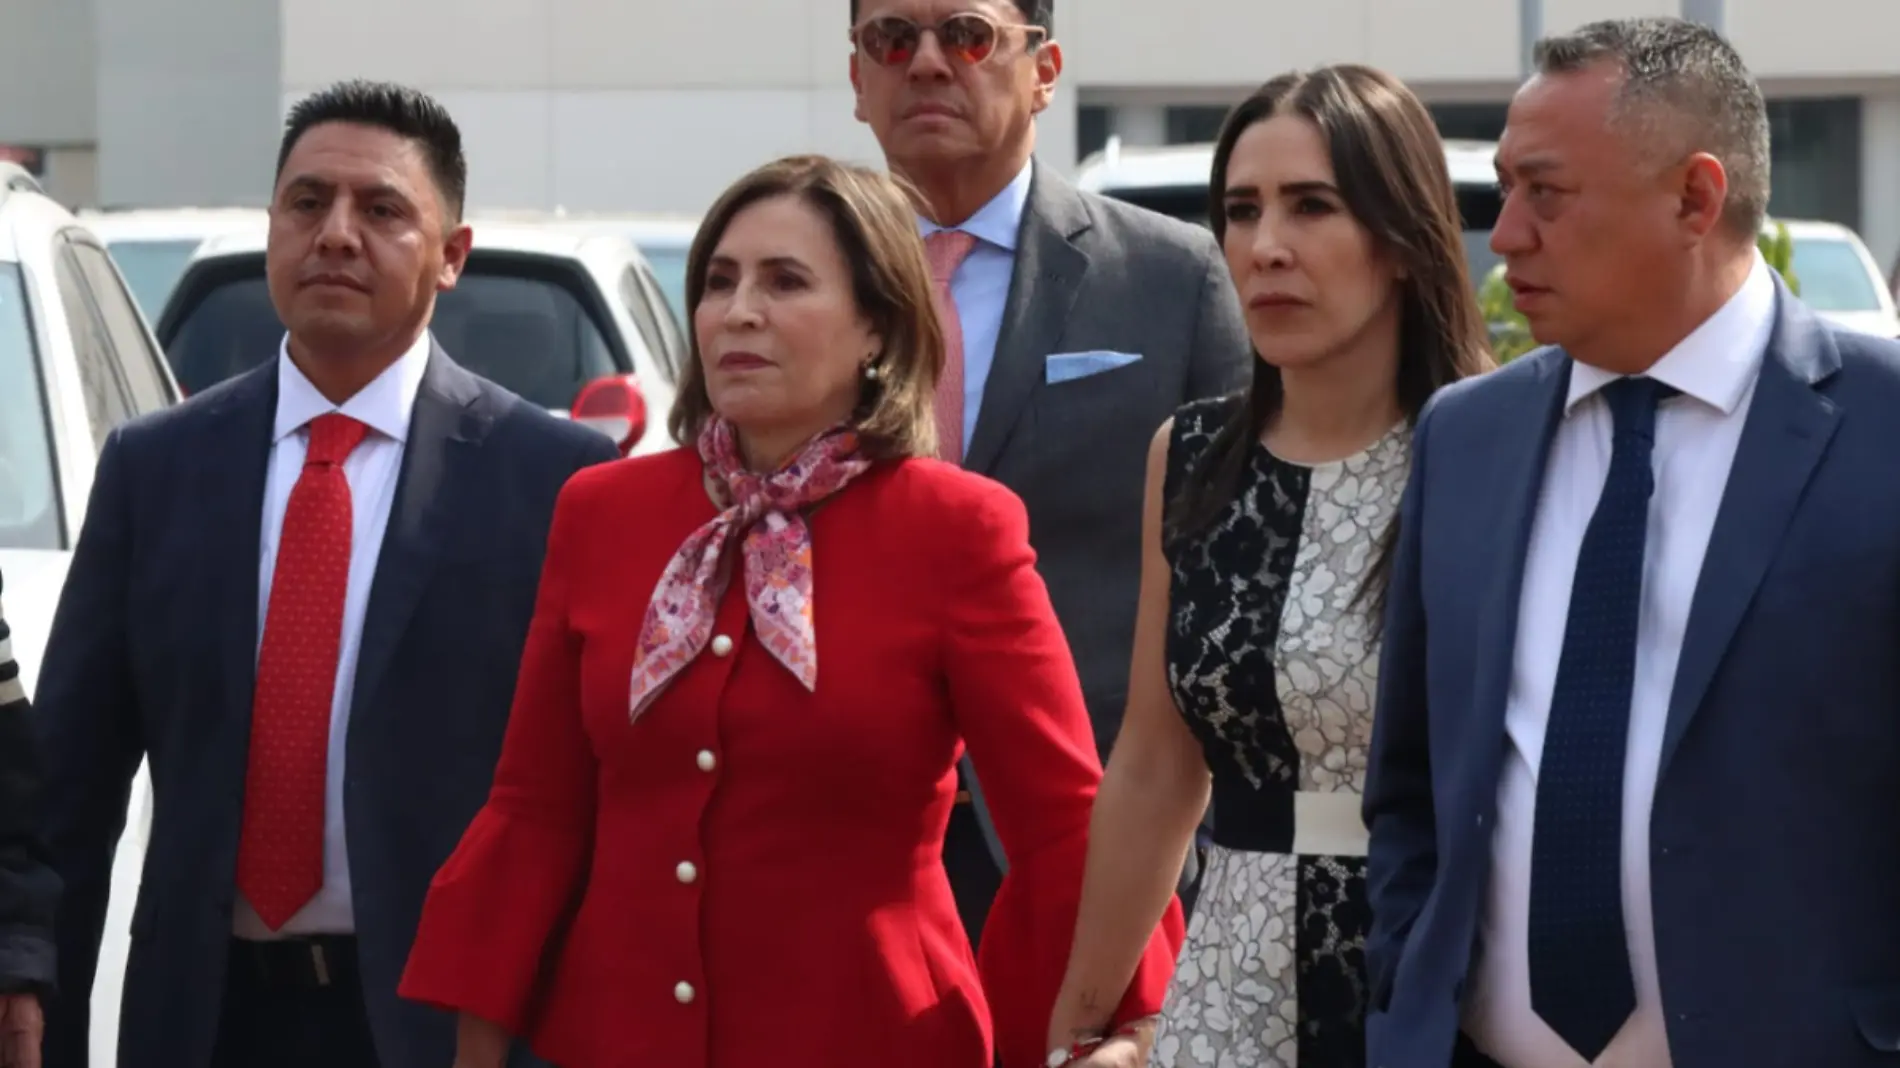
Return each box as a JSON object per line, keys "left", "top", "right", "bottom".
{"left": 0, "top": 264, "right": 62, "bottom": 550}
{"left": 106, "top": 238, "right": 203, "bottom": 322}
{"left": 163, "top": 258, "right": 624, "bottom": 410}
{"left": 1093, "top": 182, "right": 1505, "bottom": 290}
{"left": 1789, "top": 236, "right": 1883, "bottom": 312}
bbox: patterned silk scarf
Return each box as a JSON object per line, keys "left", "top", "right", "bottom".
{"left": 628, "top": 417, "right": 872, "bottom": 721}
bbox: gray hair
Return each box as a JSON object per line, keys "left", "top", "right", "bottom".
{"left": 1534, "top": 17, "right": 1770, "bottom": 238}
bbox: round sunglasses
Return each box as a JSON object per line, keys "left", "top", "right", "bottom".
{"left": 849, "top": 12, "right": 1048, "bottom": 67}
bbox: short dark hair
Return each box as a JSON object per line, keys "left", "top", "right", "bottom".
{"left": 1535, "top": 17, "right": 1769, "bottom": 237}
{"left": 276, "top": 80, "right": 469, "bottom": 222}
{"left": 848, "top": 0, "right": 1051, "bottom": 33}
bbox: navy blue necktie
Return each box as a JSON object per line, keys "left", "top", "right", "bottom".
{"left": 1528, "top": 375, "right": 1673, "bottom": 1060}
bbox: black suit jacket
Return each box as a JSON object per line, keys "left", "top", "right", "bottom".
{"left": 0, "top": 568, "right": 57, "bottom": 996}
{"left": 32, "top": 343, "right": 618, "bottom": 1068}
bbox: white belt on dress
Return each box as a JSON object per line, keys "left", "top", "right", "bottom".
{"left": 1290, "top": 790, "right": 1369, "bottom": 858}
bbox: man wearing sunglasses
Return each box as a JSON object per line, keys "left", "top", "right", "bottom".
{"left": 847, "top": 0, "right": 1249, "bottom": 994}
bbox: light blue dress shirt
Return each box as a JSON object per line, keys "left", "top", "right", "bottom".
{"left": 917, "top": 160, "right": 1034, "bottom": 448}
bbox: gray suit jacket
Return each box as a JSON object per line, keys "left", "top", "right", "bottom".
{"left": 965, "top": 163, "right": 1250, "bottom": 757}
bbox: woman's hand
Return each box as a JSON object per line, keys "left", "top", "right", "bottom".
{"left": 1062, "top": 1034, "right": 1144, "bottom": 1067}
{"left": 1050, "top": 1017, "right": 1155, "bottom": 1068}
{"left": 450, "top": 1012, "right": 510, "bottom": 1068}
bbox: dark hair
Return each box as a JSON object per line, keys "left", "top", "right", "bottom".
{"left": 1535, "top": 17, "right": 1769, "bottom": 238}
{"left": 276, "top": 80, "right": 469, "bottom": 222}
{"left": 1172, "top": 65, "right": 1493, "bottom": 621}
{"left": 670, "top": 155, "right": 946, "bottom": 460}
{"left": 848, "top": 0, "right": 1051, "bottom": 32}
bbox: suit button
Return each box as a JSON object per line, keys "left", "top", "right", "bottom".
{"left": 711, "top": 634, "right": 733, "bottom": 656}
{"left": 696, "top": 749, "right": 716, "bottom": 772}
{"left": 675, "top": 981, "right": 696, "bottom": 1004}
{"left": 676, "top": 861, "right": 698, "bottom": 884}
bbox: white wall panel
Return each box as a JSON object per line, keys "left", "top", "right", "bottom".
{"left": 1065, "top": 1, "right": 1369, "bottom": 86}
{"left": 550, "top": 0, "right": 818, "bottom": 89}
{"left": 282, "top": 0, "right": 551, "bottom": 88}
{"left": 1369, "top": 0, "right": 1520, "bottom": 82}
{"left": 0, "top": 0, "right": 93, "bottom": 142}
{"left": 1730, "top": 0, "right": 1900, "bottom": 77}
{"left": 550, "top": 90, "right": 819, "bottom": 213}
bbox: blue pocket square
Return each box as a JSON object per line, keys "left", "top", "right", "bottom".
{"left": 1044, "top": 350, "right": 1143, "bottom": 384}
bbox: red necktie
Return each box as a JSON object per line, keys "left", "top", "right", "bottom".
{"left": 236, "top": 412, "right": 369, "bottom": 931}
{"left": 924, "top": 229, "right": 978, "bottom": 465}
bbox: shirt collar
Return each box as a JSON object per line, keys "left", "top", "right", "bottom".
{"left": 916, "top": 158, "right": 1034, "bottom": 252}
{"left": 273, "top": 329, "right": 432, "bottom": 445}
{"left": 1565, "top": 250, "right": 1778, "bottom": 417}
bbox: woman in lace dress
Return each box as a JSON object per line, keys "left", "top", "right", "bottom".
{"left": 1046, "top": 66, "right": 1492, "bottom": 1068}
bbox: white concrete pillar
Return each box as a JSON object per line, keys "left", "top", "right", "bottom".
{"left": 1858, "top": 90, "right": 1900, "bottom": 283}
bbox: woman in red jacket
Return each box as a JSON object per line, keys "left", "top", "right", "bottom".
{"left": 398, "top": 154, "right": 1184, "bottom": 1068}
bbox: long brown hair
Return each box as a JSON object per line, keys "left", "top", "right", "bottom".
{"left": 669, "top": 154, "right": 946, "bottom": 460}
{"left": 1170, "top": 65, "right": 1494, "bottom": 622}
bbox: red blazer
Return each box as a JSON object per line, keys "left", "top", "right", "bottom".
{"left": 399, "top": 448, "right": 1184, "bottom": 1068}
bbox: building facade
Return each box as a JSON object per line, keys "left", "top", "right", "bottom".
{"left": 3, "top": 0, "right": 1898, "bottom": 270}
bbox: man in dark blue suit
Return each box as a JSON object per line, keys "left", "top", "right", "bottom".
{"left": 1366, "top": 18, "right": 1900, "bottom": 1068}
{"left": 32, "top": 81, "right": 617, "bottom": 1068}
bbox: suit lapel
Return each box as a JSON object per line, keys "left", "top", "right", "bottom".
{"left": 962, "top": 163, "right": 1090, "bottom": 475}
{"left": 209, "top": 363, "right": 278, "bottom": 728}
{"left": 1471, "top": 350, "right": 1572, "bottom": 743}
{"left": 1660, "top": 288, "right": 1841, "bottom": 777}
{"left": 349, "top": 343, "right": 488, "bottom": 715}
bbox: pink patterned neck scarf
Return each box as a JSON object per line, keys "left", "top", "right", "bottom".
{"left": 628, "top": 417, "right": 873, "bottom": 721}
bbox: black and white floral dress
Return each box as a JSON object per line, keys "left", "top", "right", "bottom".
{"left": 1149, "top": 395, "right": 1409, "bottom": 1068}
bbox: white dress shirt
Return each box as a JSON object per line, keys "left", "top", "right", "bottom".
{"left": 1463, "top": 253, "right": 1778, "bottom": 1066}
{"left": 917, "top": 158, "right": 1033, "bottom": 446}
{"left": 232, "top": 332, "right": 430, "bottom": 939}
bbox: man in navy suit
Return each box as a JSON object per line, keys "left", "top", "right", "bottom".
{"left": 32, "top": 81, "right": 617, "bottom": 1068}
{"left": 1366, "top": 18, "right": 1900, "bottom": 1068}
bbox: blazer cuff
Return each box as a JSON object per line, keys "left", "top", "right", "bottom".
{"left": 0, "top": 928, "right": 56, "bottom": 996}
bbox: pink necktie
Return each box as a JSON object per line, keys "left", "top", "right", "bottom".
{"left": 924, "top": 229, "right": 978, "bottom": 465}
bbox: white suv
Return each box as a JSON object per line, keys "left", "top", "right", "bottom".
{"left": 0, "top": 160, "right": 175, "bottom": 1068}
{"left": 156, "top": 221, "right": 686, "bottom": 455}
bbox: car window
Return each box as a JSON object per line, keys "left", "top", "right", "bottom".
{"left": 163, "top": 256, "right": 625, "bottom": 411}
{"left": 0, "top": 263, "right": 62, "bottom": 550}
{"left": 68, "top": 239, "right": 173, "bottom": 413}
{"left": 52, "top": 246, "right": 137, "bottom": 449}
{"left": 619, "top": 266, "right": 680, "bottom": 384}
{"left": 104, "top": 237, "right": 201, "bottom": 322}
{"left": 1096, "top": 184, "right": 1212, "bottom": 228}
{"left": 637, "top": 261, "right": 689, "bottom": 364}
{"left": 1789, "top": 236, "right": 1882, "bottom": 312}
{"left": 638, "top": 244, "right": 689, "bottom": 330}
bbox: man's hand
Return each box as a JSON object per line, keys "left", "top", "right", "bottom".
{"left": 0, "top": 994, "right": 43, "bottom": 1068}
